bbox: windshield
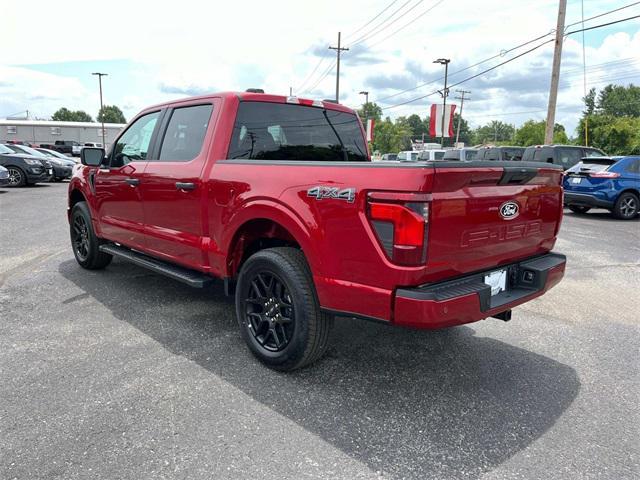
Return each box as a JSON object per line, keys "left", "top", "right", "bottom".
{"left": 17, "top": 145, "right": 47, "bottom": 157}
{"left": 566, "top": 158, "right": 615, "bottom": 174}
{"left": 228, "top": 102, "right": 367, "bottom": 162}
{"left": 0, "top": 144, "right": 14, "bottom": 154}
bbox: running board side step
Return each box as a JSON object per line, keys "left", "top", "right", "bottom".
{"left": 99, "top": 244, "right": 214, "bottom": 288}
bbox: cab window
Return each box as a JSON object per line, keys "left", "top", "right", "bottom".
{"left": 111, "top": 111, "right": 160, "bottom": 167}
{"left": 557, "top": 147, "right": 582, "bottom": 168}
{"left": 158, "top": 104, "right": 213, "bottom": 162}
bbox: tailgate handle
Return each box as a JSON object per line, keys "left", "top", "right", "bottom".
{"left": 499, "top": 167, "right": 538, "bottom": 185}
{"left": 175, "top": 182, "right": 196, "bottom": 191}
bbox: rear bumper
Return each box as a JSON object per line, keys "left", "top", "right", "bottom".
{"left": 393, "top": 253, "right": 566, "bottom": 329}
{"left": 564, "top": 192, "right": 613, "bottom": 209}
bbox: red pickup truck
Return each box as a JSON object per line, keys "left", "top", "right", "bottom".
{"left": 68, "top": 91, "right": 566, "bottom": 371}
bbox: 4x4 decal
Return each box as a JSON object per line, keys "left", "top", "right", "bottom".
{"left": 307, "top": 186, "right": 356, "bottom": 203}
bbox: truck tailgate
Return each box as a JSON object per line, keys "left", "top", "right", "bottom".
{"left": 424, "top": 161, "right": 563, "bottom": 280}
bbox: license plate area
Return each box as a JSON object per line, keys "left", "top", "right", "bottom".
{"left": 484, "top": 269, "right": 507, "bottom": 296}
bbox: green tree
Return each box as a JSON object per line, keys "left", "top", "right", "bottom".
{"left": 596, "top": 84, "right": 640, "bottom": 117}
{"left": 514, "top": 120, "right": 568, "bottom": 146}
{"left": 51, "top": 108, "right": 93, "bottom": 122}
{"left": 372, "top": 117, "right": 412, "bottom": 153}
{"left": 472, "top": 121, "right": 515, "bottom": 144}
{"left": 406, "top": 114, "right": 427, "bottom": 138}
{"left": 357, "top": 102, "right": 382, "bottom": 122}
{"left": 452, "top": 114, "right": 472, "bottom": 145}
{"left": 97, "top": 105, "right": 127, "bottom": 124}
{"left": 577, "top": 115, "right": 640, "bottom": 155}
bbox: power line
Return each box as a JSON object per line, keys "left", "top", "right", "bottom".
{"left": 351, "top": 0, "right": 426, "bottom": 47}
{"left": 565, "top": 13, "right": 640, "bottom": 35}
{"left": 380, "top": 13, "right": 640, "bottom": 111}
{"left": 295, "top": 55, "right": 329, "bottom": 93}
{"left": 366, "top": 0, "right": 446, "bottom": 49}
{"left": 566, "top": 0, "right": 640, "bottom": 28}
{"left": 373, "top": 5, "right": 640, "bottom": 105}
{"left": 347, "top": 0, "right": 415, "bottom": 47}
{"left": 343, "top": 0, "right": 400, "bottom": 41}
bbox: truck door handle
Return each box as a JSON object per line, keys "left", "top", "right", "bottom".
{"left": 125, "top": 178, "right": 140, "bottom": 186}
{"left": 175, "top": 182, "right": 196, "bottom": 191}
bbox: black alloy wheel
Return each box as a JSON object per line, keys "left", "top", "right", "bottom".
{"left": 71, "top": 213, "right": 90, "bottom": 262}
{"left": 7, "top": 167, "right": 25, "bottom": 187}
{"left": 244, "top": 272, "right": 295, "bottom": 352}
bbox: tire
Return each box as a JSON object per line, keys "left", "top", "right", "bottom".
{"left": 568, "top": 205, "right": 591, "bottom": 214}
{"left": 235, "top": 247, "right": 333, "bottom": 371}
{"left": 70, "top": 202, "right": 112, "bottom": 269}
{"left": 6, "top": 166, "right": 26, "bottom": 187}
{"left": 613, "top": 192, "right": 639, "bottom": 220}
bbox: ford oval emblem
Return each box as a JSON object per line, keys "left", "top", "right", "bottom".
{"left": 499, "top": 201, "right": 520, "bottom": 220}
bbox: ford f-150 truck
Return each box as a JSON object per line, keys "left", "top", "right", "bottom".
{"left": 68, "top": 91, "right": 566, "bottom": 371}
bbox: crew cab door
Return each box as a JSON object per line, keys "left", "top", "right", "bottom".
{"left": 93, "top": 110, "right": 161, "bottom": 250}
{"left": 139, "top": 101, "right": 217, "bottom": 270}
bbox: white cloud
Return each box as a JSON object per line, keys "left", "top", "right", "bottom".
{"left": 1, "top": 0, "right": 638, "bottom": 134}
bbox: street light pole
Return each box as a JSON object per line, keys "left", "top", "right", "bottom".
{"left": 92, "top": 72, "right": 108, "bottom": 148}
{"left": 433, "top": 58, "right": 450, "bottom": 148}
{"left": 359, "top": 90, "right": 369, "bottom": 110}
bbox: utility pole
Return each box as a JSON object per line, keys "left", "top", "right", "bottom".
{"left": 329, "top": 32, "right": 349, "bottom": 103}
{"left": 433, "top": 58, "right": 450, "bottom": 148}
{"left": 454, "top": 89, "right": 470, "bottom": 145}
{"left": 544, "top": 0, "right": 567, "bottom": 145}
{"left": 92, "top": 72, "right": 108, "bottom": 148}
{"left": 289, "top": 86, "right": 293, "bottom": 96}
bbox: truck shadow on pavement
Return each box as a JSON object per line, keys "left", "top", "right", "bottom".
{"left": 60, "top": 259, "right": 580, "bottom": 480}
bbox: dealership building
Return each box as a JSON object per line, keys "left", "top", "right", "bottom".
{"left": 0, "top": 119, "right": 125, "bottom": 149}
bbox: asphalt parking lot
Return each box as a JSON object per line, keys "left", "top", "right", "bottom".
{"left": 1, "top": 182, "right": 638, "bottom": 480}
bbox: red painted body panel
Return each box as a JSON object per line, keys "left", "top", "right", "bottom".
{"left": 68, "top": 91, "right": 566, "bottom": 329}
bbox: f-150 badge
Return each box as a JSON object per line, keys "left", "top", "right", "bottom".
{"left": 307, "top": 186, "right": 356, "bottom": 203}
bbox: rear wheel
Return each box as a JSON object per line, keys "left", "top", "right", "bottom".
{"left": 70, "top": 202, "right": 112, "bottom": 269}
{"left": 6, "top": 166, "right": 26, "bottom": 187}
{"left": 613, "top": 192, "right": 638, "bottom": 219}
{"left": 235, "top": 247, "right": 333, "bottom": 371}
{"left": 568, "top": 205, "right": 591, "bottom": 214}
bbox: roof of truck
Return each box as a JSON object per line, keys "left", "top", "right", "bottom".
{"left": 144, "top": 91, "right": 356, "bottom": 114}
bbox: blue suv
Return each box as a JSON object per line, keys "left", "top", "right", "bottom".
{"left": 563, "top": 156, "right": 640, "bottom": 219}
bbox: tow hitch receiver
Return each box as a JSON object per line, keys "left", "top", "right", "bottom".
{"left": 492, "top": 310, "right": 512, "bottom": 322}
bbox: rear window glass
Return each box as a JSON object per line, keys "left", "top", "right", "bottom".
{"left": 566, "top": 159, "right": 614, "bottom": 174}
{"left": 227, "top": 102, "right": 368, "bottom": 162}
{"left": 158, "top": 104, "right": 213, "bottom": 162}
{"left": 434, "top": 151, "right": 445, "bottom": 160}
{"left": 465, "top": 149, "right": 478, "bottom": 160}
{"left": 443, "top": 150, "right": 460, "bottom": 160}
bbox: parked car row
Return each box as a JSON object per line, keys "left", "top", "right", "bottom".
{"left": 0, "top": 142, "right": 77, "bottom": 187}
{"left": 377, "top": 145, "right": 638, "bottom": 220}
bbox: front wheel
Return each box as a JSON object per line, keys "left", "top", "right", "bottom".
{"left": 235, "top": 247, "right": 333, "bottom": 371}
{"left": 6, "top": 166, "right": 26, "bottom": 187}
{"left": 613, "top": 192, "right": 639, "bottom": 219}
{"left": 568, "top": 205, "right": 591, "bottom": 214}
{"left": 70, "top": 202, "right": 112, "bottom": 269}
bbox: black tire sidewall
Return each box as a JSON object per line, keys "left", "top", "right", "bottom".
{"left": 614, "top": 193, "right": 639, "bottom": 219}
{"left": 7, "top": 166, "right": 26, "bottom": 187}
{"left": 235, "top": 252, "right": 313, "bottom": 369}
{"left": 70, "top": 202, "right": 106, "bottom": 268}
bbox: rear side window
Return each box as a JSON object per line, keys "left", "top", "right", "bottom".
{"left": 434, "top": 151, "right": 445, "bottom": 160}
{"left": 227, "top": 102, "right": 367, "bottom": 162}
{"left": 624, "top": 158, "right": 640, "bottom": 173}
{"left": 465, "top": 149, "right": 478, "bottom": 160}
{"left": 557, "top": 147, "right": 582, "bottom": 168}
{"left": 158, "top": 104, "right": 213, "bottom": 162}
{"left": 504, "top": 148, "right": 523, "bottom": 161}
{"left": 486, "top": 149, "right": 500, "bottom": 161}
{"left": 584, "top": 148, "right": 605, "bottom": 157}
{"left": 443, "top": 150, "right": 460, "bottom": 160}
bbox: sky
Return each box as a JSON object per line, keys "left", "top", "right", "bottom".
{"left": 2, "top": 0, "right": 639, "bottom": 136}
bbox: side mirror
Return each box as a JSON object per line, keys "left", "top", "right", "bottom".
{"left": 81, "top": 147, "right": 106, "bottom": 166}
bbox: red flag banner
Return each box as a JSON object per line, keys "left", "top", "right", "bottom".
{"left": 429, "top": 104, "right": 457, "bottom": 138}
{"left": 366, "top": 118, "right": 375, "bottom": 143}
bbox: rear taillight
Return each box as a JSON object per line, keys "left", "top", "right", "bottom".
{"left": 589, "top": 171, "right": 620, "bottom": 178}
{"left": 367, "top": 197, "right": 429, "bottom": 266}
